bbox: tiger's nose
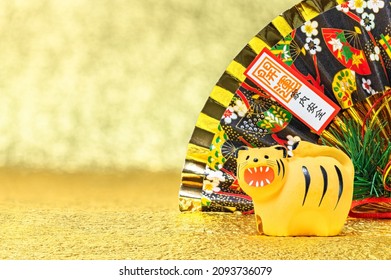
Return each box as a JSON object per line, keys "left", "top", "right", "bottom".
{"left": 253, "top": 158, "right": 258, "bottom": 162}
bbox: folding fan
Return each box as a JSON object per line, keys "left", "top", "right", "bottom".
{"left": 179, "top": 0, "right": 391, "bottom": 218}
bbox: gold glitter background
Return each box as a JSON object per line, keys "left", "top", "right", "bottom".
{"left": 0, "top": 0, "right": 298, "bottom": 172}
{"left": 0, "top": 0, "right": 390, "bottom": 260}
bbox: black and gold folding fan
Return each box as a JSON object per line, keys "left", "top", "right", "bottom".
{"left": 179, "top": 0, "right": 391, "bottom": 218}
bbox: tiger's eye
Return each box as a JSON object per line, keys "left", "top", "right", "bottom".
{"left": 246, "top": 155, "right": 250, "bottom": 160}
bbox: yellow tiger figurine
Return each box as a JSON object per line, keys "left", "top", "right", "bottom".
{"left": 237, "top": 140, "right": 354, "bottom": 236}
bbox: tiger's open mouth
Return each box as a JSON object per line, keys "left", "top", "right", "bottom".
{"left": 244, "top": 166, "right": 275, "bottom": 187}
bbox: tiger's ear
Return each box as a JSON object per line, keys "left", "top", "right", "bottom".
{"left": 274, "top": 145, "right": 287, "bottom": 158}
{"left": 235, "top": 146, "right": 249, "bottom": 157}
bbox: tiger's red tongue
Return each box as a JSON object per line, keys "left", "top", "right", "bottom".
{"left": 244, "top": 166, "right": 274, "bottom": 187}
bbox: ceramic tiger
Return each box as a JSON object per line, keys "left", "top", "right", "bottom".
{"left": 237, "top": 141, "right": 354, "bottom": 236}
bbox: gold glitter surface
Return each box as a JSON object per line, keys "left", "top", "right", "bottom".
{"left": 1, "top": 168, "right": 390, "bottom": 260}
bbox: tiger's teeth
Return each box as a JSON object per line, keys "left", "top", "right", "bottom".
{"left": 245, "top": 166, "right": 274, "bottom": 187}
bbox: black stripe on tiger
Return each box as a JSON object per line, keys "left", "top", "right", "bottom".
{"left": 302, "top": 166, "right": 310, "bottom": 206}
{"left": 319, "top": 166, "right": 328, "bottom": 207}
{"left": 276, "top": 160, "right": 281, "bottom": 176}
{"left": 279, "top": 159, "right": 285, "bottom": 177}
{"left": 334, "top": 165, "right": 344, "bottom": 210}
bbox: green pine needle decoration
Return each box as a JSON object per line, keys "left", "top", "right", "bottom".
{"left": 321, "top": 119, "right": 391, "bottom": 200}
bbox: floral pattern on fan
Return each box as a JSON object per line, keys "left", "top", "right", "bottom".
{"left": 270, "top": 0, "right": 391, "bottom": 110}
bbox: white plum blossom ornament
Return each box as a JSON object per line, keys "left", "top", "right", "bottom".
{"left": 367, "top": 0, "right": 385, "bottom": 13}
{"left": 203, "top": 180, "right": 221, "bottom": 194}
{"left": 360, "top": 13, "right": 376, "bottom": 31}
{"left": 370, "top": 46, "right": 381, "bottom": 61}
{"left": 301, "top": 20, "right": 319, "bottom": 37}
{"left": 206, "top": 170, "right": 225, "bottom": 182}
{"left": 222, "top": 106, "right": 237, "bottom": 124}
{"left": 233, "top": 100, "right": 248, "bottom": 117}
{"left": 349, "top": 0, "right": 367, "bottom": 14}
{"left": 304, "top": 37, "right": 322, "bottom": 55}
{"left": 362, "top": 78, "right": 376, "bottom": 95}
{"left": 204, "top": 167, "right": 225, "bottom": 194}
{"left": 337, "top": 2, "right": 351, "bottom": 13}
